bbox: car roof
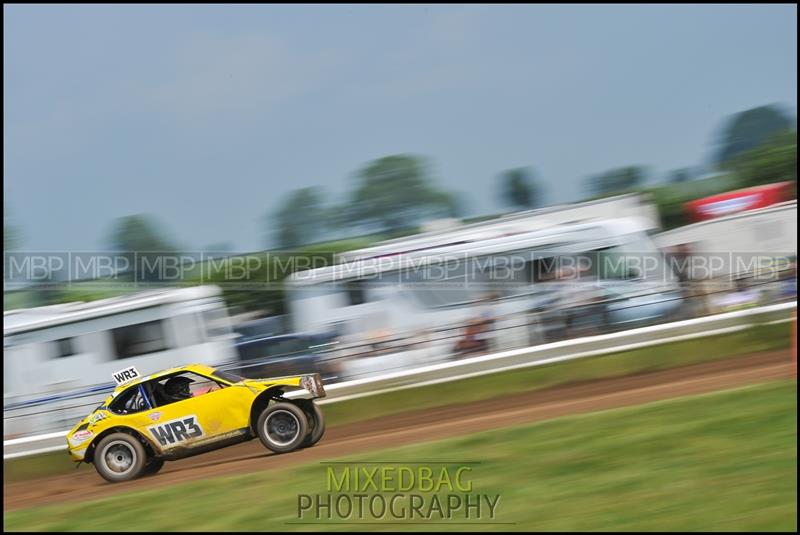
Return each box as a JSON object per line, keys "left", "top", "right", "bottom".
{"left": 111, "top": 363, "right": 219, "bottom": 395}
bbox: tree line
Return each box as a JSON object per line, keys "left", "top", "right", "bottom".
{"left": 272, "top": 103, "right": 795, "bottom": 248}
{"left": 3, "top": 104, "right": 796, "bottom": 311}
{"left": 6, "top": 103, "right": 794, "bottom": 256}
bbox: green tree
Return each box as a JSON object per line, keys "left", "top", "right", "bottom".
{"left": 272, "top": 187, "right": 328, "bottom": 249}
{"left": 668, "top": 168, "right": 692, "bottom": 184}
{"left": 108, "top": 214, "right": 177, "bottom": 253}
{"left": 107, "top": 214, "right": 178, "bottom": 283}
{"left": 726, "top": 129, "right": 797, "bottom": 188}
{"left": 501, "top": 168, "right": 542, "bottom": 210}
{"left": 715, "top": 105, "right": 794, "bottom": 167}
{"left": 586, "top": 166, "right": 647, "bottom": 197}
{"left": 346, "top": 155, "right": 458, "bottom": 234}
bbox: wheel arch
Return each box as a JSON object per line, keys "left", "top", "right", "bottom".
{"left": 249, "top": 386, "right": 288, "bottom": 435}
{"left": 85, "top": 426, "right": 158, "bottom": 463}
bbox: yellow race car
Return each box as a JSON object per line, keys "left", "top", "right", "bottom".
{"left": 66, "top": 364, "right": 326, "bottom": 483}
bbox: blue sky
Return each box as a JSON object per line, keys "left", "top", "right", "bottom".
{"left": 4, "top": 4, "right": 797, "bottom": 252}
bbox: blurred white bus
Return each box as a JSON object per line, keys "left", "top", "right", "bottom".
{"left": 338, "top": 192, "right": 662, "bottom": 264}
{"left": 654, "top": 201, "right": 797, "bottom": 279}
{"left": 286, "top": 217, "right": 681, "bottom": 377}
{"left": 3, "top": 285, "right": 237, "bottom": 436}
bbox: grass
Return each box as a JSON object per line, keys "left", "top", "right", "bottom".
{"left": 320, "top": 321, "right": 793, "bottom": 427}
{"left": 3, "top": 320, "right": 792, "bottom": 484}
{"left": 4, "top": 380, "right": 796, "bottom": 531}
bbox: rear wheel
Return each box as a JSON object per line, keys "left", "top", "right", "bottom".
{"left": 93, "top": 433, "right": 147, "bottom": 483}
{"left": 256, "top": 402, "right": 308, "bottom": 453}
{"left": 296, "top": 399, "right": 326, "bottom": 448}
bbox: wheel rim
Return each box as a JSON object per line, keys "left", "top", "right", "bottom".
{"left": 265, "top": 410, "right": 300, "bottom": 446}
{"left": 104, "top": 441, "right": 136, "bottom": 474}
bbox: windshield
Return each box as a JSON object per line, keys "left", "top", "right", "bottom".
{"left": 213, "top": 369, "right": 244, "bottom": 383}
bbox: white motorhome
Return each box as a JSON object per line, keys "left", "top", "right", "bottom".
{"left": 3, "top": 285, "right": 237, "bottom": 435}
{"left": 654, "top": 201, "right": 797, "bottom": 279}
{"left": 338, "top": 193, "right": 662, "bottom": 264}
{"left": 286, "top": 217, "right": 681, "bottom": 378}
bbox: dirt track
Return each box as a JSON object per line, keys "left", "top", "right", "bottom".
{"left": 4, "top": 350, "right": 795, "bottom": 512}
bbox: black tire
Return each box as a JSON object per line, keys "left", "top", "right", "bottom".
{"left": 141, "top": 458, "right": 165, "bottom": 477}
{"left": 93, "top": 432, "right": 147, "bottom": 483}
{"left": 256, "top": 402, "right": 308, "bottom": 454}
{"left": 296, "top": 399, "right": 326, "bottom": 448}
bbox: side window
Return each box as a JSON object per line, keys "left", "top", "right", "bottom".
{"left": 54, "top": 337, "right": 76, "bottom": 358}
{"left": 151, "top": 372, "right": 225, "bottom": 407}
{"left": 109, "top": 385, "right": 150, "bottom": 415}
{"left": 345, "top": 279, "right": 367, "bottom": 306}
{"left": 112, "top": 320, "right": 168, "bottom": 359}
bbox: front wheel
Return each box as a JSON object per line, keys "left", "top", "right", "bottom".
{"left": 93, "top": 432, "right": 147, "bottom": 483}
{"left": 256, "top": 402, "right": 308, "bottom": 453}
{"left": 141, "top": 458, "right": 165, "bottom": 477}
{"left": 296, "top": 399, "right": 326, "bottom": 448}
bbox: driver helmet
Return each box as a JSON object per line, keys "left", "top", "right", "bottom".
{"left": 164, "top": 376, "right": 194, "bottom": 401}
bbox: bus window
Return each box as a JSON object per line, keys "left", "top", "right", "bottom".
{"left": 112, "top": 320, "right": 168, "bottom": 359}
{"left": 54, "top": 337, "right": 77, "bottom": 358}
{"left": 345, "top": 279, "right": 367, "bottom": 306}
